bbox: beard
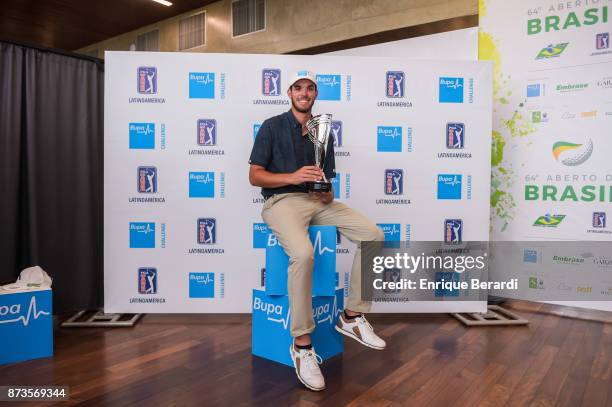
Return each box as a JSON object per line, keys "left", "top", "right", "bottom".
{"left": 291, "top": 97, "right": 314, "bottom": 113}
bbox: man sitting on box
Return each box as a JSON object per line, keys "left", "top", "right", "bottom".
{"left": 248, "top": 70, "right": 387, "bottom": 391}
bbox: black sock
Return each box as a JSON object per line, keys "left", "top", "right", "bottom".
{"left": 344, "top": 310, "right": 361, "bottom": 320}
{"left": 295, "top": 343, "right": 313, "bottom": 350}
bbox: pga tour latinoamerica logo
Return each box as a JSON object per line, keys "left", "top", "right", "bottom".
{"left": 384, "top": 169, "right": 403, "bottom": 195}
{"left": 386, "top": 71, "right": 405, "bottom": 98}
{"left": 552, "top": 139, "right": 593, "bottom": 166}
{"left": 593, "top": 212, "right": 606, "bottom": 228}
{"left": 129, "top": 123, "right": 155, "bottom": 149}
{"left": 197, "top": 119, "right": 217, "bottom": 146}
{"left": 439, "top": 77, "right": 464, "bottom": 103}
{"left": 596, "top": 33, "right": 610, "bottom": 50}
{"left": 446, "top": 123, "right": 465, "bottom": 148}
{"left": 137, "top": 166, "right": 157, "bottom": 193}
{"left": 262, "top": 69, "right": 281, "bottom": 96}
{"left": 444, "top": 219, "right": 463, "bottom": 244}
{"left": 137, "top": 67, "right": 157, "bottom": 94}
{"left": 197, "top": 218, "right": 216, "bottom": 244}
{"left": 331, "top": 121, "right": 342, "bottom": 147}
{"left": 138, "top": 267, "right": 157, "bottom": 294}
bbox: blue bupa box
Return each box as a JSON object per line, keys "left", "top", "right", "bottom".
{"left": 265, "top": 225, "right": 337, "bottom": 297}
{"left": 0, "top": 289, "right": 53, "bottom": 365}
{"left": 252, "top": 288, "right": 344, "bottom": 367}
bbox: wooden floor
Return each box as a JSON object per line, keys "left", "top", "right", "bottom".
{"left": 1, "top": 301, "right": 611, "bottom": 407}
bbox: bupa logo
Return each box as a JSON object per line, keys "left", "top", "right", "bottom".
{"left": 197, "top": 119, "right": 217, "bottom": 146}
{"left": 262, "top": 69, "right": 281, "bottom": 96}
{"left": 526, "top": 84, "right": 543, "bottom": 97}
{"left": 377, "top": 223, "right": 401, "bottom": 248}
{"left": 129, "top": 123, "right": 155, "bottom": 149}
{"left": 444, "top": 219, "right": 463, "bottom": 244}
{"left": 188, "top": 172, "right": 215, "bottom": 198}
{"left": 138, "top": 268, "right": 157, "bottom": 294}
{"left": 316, "top": 74, "right": 341, "bottom": 101}
{"left": 446, "top": 123, "right": 465, "bottom": 149}
{"left": 137, "top": 67, "right": 157, "bottom": 94}
{"left": 189, "top": 273, "right": 215, "bottom": 298}
{"left": 197, "top": 218, "right": 216, "bottom": 244}
{"left": 331, "top": 121, "right": 342, "bottom": 147}
{"left": 596, "top": 33, "right": 609, "bottom": 50}
{"left": 377, "top": 126, "right": 402, "bottom": 152}
{"left": 312, "top": 230, "right": 335, "bottom": 255}
{"left": 386, "top": 71, "right": 405, "bottom": 98}
{"left": 253, "top": 124, "right": 261, "bottom": 141}
{"left": 523, "top": 249, "right": 538, "bottom": 263}
{"left": 137, "top": 166, "right": 157, "bottom": 193}
{"left": 439, "top": 77, "right": 464, "bottom": 103}
{"left": 437, "top": 174, "right": 462, "bottom": 200}
{"left": 0, "top": 296, "right": 51, "bottom": 327}
{"left": 253, "top": 223, "right": 270, "bottom": 248}
{"left": 130, "top": 222, "right": 155, "bottom": 248}
{"left": 593, "top": 212, "right": 606, "bottom": 228}
{"left": 384, "top": 169, "right": 403, "bottom": 195}
{"left": 189, "top": 72, "right": 215, "bottom": 99}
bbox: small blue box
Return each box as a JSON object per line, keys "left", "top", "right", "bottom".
{"left": 251, "top": 288, "right": 344, "bottom": 367}
{"left": 0, "top": 289, "right": 53, "bottom": 365}
{"left": 265, "top": 225, "right": 336, "bottom": 297}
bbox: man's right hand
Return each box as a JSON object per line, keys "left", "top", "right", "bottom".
{"left": 290, "top": 166, "right": 324, "bottom": 185}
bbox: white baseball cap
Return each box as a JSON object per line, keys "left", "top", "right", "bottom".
{"left": 1, "top": 266, "right": 52, "bottom": 291}
{"left": 288, "top": 70, "right": 317, "bottom": 89}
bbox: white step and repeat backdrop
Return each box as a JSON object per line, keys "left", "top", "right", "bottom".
{"left": 480, "top": 0, "right": 612, "bottom": 311}
{"left": 104, "top": 49, "right": 492, "bottom": 313}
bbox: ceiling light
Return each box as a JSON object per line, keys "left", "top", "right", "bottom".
{"left": 152, "top": 0, "right": 173, "bottom": 6}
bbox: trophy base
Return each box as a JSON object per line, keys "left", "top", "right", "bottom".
{"left": 306, "top": 181, "right": 332, "bottom": 193}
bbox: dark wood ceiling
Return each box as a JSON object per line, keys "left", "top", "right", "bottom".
{"left": 0, "top": 0, "right": 217, "bottom": 51}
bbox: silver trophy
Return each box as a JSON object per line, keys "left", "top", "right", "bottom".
{"left": 305, "top": 113, "right": 333, "bottom": 193}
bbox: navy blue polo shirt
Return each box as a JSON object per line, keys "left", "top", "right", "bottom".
{"left": 249, "top": 110, "right": 336, "bottom": 198}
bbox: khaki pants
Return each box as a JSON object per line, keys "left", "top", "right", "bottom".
{"left": 261, "top": 193, "right": 384, "bottom": 337}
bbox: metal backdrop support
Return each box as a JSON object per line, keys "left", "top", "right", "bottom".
{"left": 61, "top": 310, "right": 143, "bottom": 327}
{"left": 452, "top": 305, "right": 529, "bottom": 326}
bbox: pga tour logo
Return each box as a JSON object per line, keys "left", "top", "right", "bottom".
{"left": 446, "top": 123, "right": 465, "bottom": 149}
{"left": 386, "top": 71, "right": 405, "bottom": 98}
{"left": 137, "top": 67, "right": 157, "bottom": 94}
{"left": 197, "top": 218, "right": 216, "bottom": 244}
{"left": 384, "top": 169, "right": 403, "bottom": 195}
{"left": 593, "top": 212, "right": 606, "bottom": 228}
{"left": 439, "top": 77, "right": 464, "bottom": 103}
{"left": 331, "top": 121, "right": 342, "bottom": 147}
{"left": 596, "top": 33, "right": 610, "bottom": 50}
{"left": 137, "top": 166, "right": 157, "bottom": 193}
{"left": 262, "top": 69, "right": 281, "bottom": 96}
{"left": 444, "top": 219, "right": 463, "bottom": 244}
{"left": 138, "top": 267, "right": 157, "bottom": 294}
{"left": 197, "top": 119, "right": 217, "bottom": 146}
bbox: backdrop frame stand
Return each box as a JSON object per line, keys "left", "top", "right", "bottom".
{"left": 452, "top": 305, "right": 529, "bottom": 326}
{"left": 61, "top": 310, "right": 143, "bottom": 327}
